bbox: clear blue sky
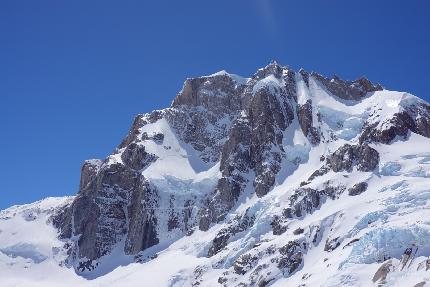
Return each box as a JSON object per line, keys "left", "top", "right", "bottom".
{"left": 1, "top": 1, "right": 429, "bottom": 209}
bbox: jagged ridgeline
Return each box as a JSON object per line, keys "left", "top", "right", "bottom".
{"left": 43, "top": 61, "right": 430, "bottom": 285}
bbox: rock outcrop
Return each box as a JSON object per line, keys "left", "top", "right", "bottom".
{"left": 312, "top": 73, "right": 383, "bottom": 101}
{"left": 360, "top": 102, "right": 430, "bottom": 144}
{"left": 348, "top": 182, "right": 368, "bottom": 196}
{"left": 50, "top": 61, "right": 430, "bottom": 281}
{"left": 328, "top": 144, "right": 379, "bottom": 172}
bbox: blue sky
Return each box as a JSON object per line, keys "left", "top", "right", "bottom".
{"left": 1, "top": 0, "right": 429, "bottom": 209}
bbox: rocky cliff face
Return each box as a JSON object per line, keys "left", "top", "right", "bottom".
{"left": 44, "top": 61, "right": 430, "bottom": 286}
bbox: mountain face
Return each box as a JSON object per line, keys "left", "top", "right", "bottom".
{"left": 2, "top": 61, "right": 430, "bottom": 286}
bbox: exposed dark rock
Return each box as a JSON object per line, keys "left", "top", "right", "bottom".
{"left": 152, "top": 133, "right": 164, "bottom": 144}
{"left": 52, "top": 202, "right": 73, "bottom": 240}
{"left": 79, "top": 159, "right": 103, "bottom": 192}
{"left": 271, "top": 215, "right": 288, "bottom": 235}
{"left": 288, "top": 188, "right": 321, "bottom": 218}
{"left": 167, "top": 107, "right": 237, "bottom": 163}
{"left": 208, "top": 211, "right": 255, "bottom": 257}
{"left": 417, "top": 259, "right": 430, "bottom": 271}
{"left": 300, "top": 181, "right": 310, "bottom": 187}
{"left": 246, "top": 263, "right": 271, "bottom": 286}
{"left": 234, "top": 253, "right": 258, "bottom": 275}
{"left": 328, "top": 144, "right": 379, "bottom": 172}
{"left": 208, "top": 61, "right": 296, "bottom": 210}
{"left": 309, "top": 225, "right": 322, "bottom": 245}
{"left": 400, "top": 246, "right": 418, "bottom": 270}
{"left": 167, "top": 197, "right": 180, "bottom": 231}
{"left": 372, "top": 259, "right": 395, "bottom": 284}
{"left": 321, "top": 183, "right": 344, "bottom": 200}
{"left": 118, "top": 115, "right": 146, "bottom": 149}
{"left": 360, "top": 103, "right": 430, "bottom": 144}
{"left": 192, "top": 265, "right": 209, "bottom": 287}
{"left": 293, "top": 227, "right": 304, "bottom": 235}
{"left": 307, "top": 165, "right": 330, "bottom": 182}
{"left": 197, "top": 116, "right": 253, "bottom": 228}
{"left": 348, "top": 182, "right": 368, "bottom": 196}
{"left": 252, "top": 60, "right": 284, "bottom": 80}
{"left": 72, "top": 195, "right": 102, "bottom": 260}
{"left": 217, "top": 276, "right": 227, "bottom": 284}
{"left": 124, "top": 180, "right": 159, "bottom": 255}
{"left": 329, "top": 144, "right": 355, "bottom": 172}
{"left": 297, "top": 100, "right": 320, "bottom": 145}
{"left": 324, "top": 237, "right": 341, "bottom": 252}
{"left": 343, "top": 238, "right": 360, "bottom": 249}
{"left": 282, "top": 207, "right": 294, "bottom": 219}
{"left": 54, "top": 158, "right": 160, "bottom": 270}
{"left": 77, "top": 259, "right": 98, "bottom": 272}
{"left": 248, "top": 84, "right": 294, "bottom": 197}
{"left": 197, "top": 208, "right": 211, "bottom": 232}
{"left": 121, "top": 143, "right": 158, "bottom": 170}
{"left": 360, "top": 111, "right": 413, "bottom": 144}
{"left": 201, "top": 76, "right": 297, "bottom": 223}
{"left": 299, "top": 68, "right": 310, "bottom": 87}
{"left": 171, "top": 73, "right": 244, "bottom": 113}
{"left": 167, "top": 72, "right": 246, "bottom": 165}
{"left": 355, "top": 144, "right": 380, "bottom": 171}
{"left": 256, "top": 278, "right": 270, "bottom": 287}
{"left": 284, "top": 184, "right": 345, "bottom": 221}
{"left": 141, "top": 132, "right": 164, "bottom": 144}
{"left": 194, "top": 62, "right": 302, "bottom": 231}
{"left": 220, "top": 117, "right": 252, "bottom": 177}
{"left": 278, "top": 241, "right": 304, "bottom": 276}
{"left": 183, "top": 199, "right": 194, "bottom": 231}
{"left": 415, "top": 103, "right": 430, "bottom": 137}
{"left": 312, "top": 73, "right": 382, "bottom": 101}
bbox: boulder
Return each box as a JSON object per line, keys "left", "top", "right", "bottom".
{"left": 372, "top": 260, "right": 395, "bottom": 284}
{"left": 348, "top": 182, "right": 368, "bottom": 196}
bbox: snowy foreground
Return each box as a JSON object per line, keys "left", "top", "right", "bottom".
{"left": 1, "top": 63, "right": 430, "bottom": 286}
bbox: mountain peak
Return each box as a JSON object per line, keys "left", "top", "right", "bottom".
{"left": 172, "top": 63, "right": 386, "bottom": 111}
{"left": 3, "top": 63, "right": 430, "bottom": 287}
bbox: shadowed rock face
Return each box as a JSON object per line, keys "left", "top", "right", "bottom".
{"left": 277, "top": 241, "right": 305, "bottom": 276}
{"left": 248, "top": 85, "right": 294, "bottom": 197}
{"left": 312, "top": 73, "right": 383, "bottom": 101}
{"left": 283, "top": 184, "right": 345, "bottom": 219}
{"left": 360, "top": 102, "right": 430, "bottom": 144}
{"left": 121, "top": 143, "right": 158, "bottom": 170}
{"left": 328, "top": 144, "right": 379, "bottom": 172}
{"left": 302, "top": 143, "right": 379, "bottom": 188}
{"left": 208, "top": 210, "right": 255, "bottom": 257}
{"left": 172, "top": 74, "right": 245, "bottom": 114}
{"left": 297, "top": 100, "right": 320, "bottom": 145}
{"left": 52, "top": 62, "right": 430, "bottom": 277}
{"left": 199, "top": 63, "right": 298, "bottom": 226}
{"left": 79, "top": 159, "right": 103, "bottom": 192}
{"left": 167, "top": 74, "right": 247, "bottom": 164}
{"left": 125, "top": 181, "right": 158, "bottom": 255}
{"left": 54, "top": 160, "right": 160, "bottom": 272}
{"left": 348, "top": 182, "right": 368, "bottom": 196}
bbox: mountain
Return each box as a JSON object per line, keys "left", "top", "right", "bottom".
{"left": 1, "top": 61, "right": 430, "bottom": 287}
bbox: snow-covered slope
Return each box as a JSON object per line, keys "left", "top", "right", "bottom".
{"left": 2, "top": 61, "right": 430, "bottom": 287}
